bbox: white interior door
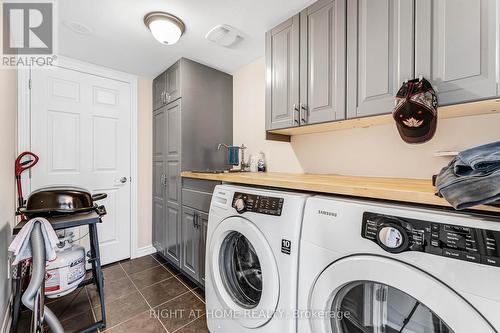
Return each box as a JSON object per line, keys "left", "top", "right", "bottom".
{"left": 30, "top": 66, "right": 132, "bottom": 265}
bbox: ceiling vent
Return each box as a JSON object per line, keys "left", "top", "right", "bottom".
{"left": 205, "top": 25, "right": 243, "bottom": 48}
{"left": 62, "top": 20, "right": 93, "bottom": 35}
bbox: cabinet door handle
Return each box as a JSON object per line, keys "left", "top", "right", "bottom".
{"left": 293, "top": 104, "right": 300, "bottom": 125}
{"left": 300, "top": 104, "right": 308, "bottom": 124}
{"left": 194, "top": 213, "right": 199, "bottom": 229}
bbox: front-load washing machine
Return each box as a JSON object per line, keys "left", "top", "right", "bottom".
{"left": 205, "top": 184, "right": 309, "bottom": 333}
{"left": 298, "top": 195, "right": 500, "bottom": 333}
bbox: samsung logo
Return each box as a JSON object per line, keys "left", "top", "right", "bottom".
{"left": 318, "top": 210, "right": 337, "bottom": 217}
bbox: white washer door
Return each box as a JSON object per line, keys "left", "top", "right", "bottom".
{"left": 309, "top": 255, "right": 495, "bottom": 333}
{"left": 209, "top": 216, "right": 279, "bottom": 328}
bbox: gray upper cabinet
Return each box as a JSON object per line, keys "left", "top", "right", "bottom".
{"left": 300, "top": 0, "right": 346, "bottom": 124}
{"left": 166, "top": 61, "right": 181, "bottom": 103}
{"left": 265, "top": 0, "right": 346, "bottom": 130}
{"left": 153, "top": 72, "right": 166, "bottom": 111}
{"left": 166, "top": 100, "right": 181, "bottom": 205}
{"left": 347, "top": 0, "right": 414, "bottom": 118}
{"left": 166, "top": 100, "right": 181, "bottom": 161}
{"left": 265, "top": 15, "right": 300, "bottom": 130}
{"left": 265, "top": 0, "right": 500, "bottom": 132}
{"left": 153, "top": 108, "right": 166, "bottom": 161}
{"left": 415, "top": 0, "right": 499, "bottom": 105}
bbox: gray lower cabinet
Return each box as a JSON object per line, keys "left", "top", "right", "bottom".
{"left": 198, "top": 212, "right": 208, "bottom": 286}
{"left": 164, "top": 203, "right": 181, "bottom": 265}
{"left": 300, "top": 0, "right": 346, "bottom": 124}
{"left": 347, "top": 0, "right": 414, "bottom": 118}
{"left": 415, "top": 0, "right": 499, "bottom": 105}
{"left": 181, "top": 206, "right": 209, "bottom": 285}
{"left": 180, "top": 179, "right": 219, "bottom": 286}
{"left": 180, "top": 207, "right": 201, "bottom": 281}
{"left": 181, "top": 207, "right": 198, "bottom": 279}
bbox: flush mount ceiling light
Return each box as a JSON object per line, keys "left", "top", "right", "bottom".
{"left": 144, "top": 12, "right": 185, "bottom": 45}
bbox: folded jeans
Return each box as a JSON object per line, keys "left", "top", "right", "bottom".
{"left": 436, "top": 162, "right": 500, "bottom": 210}
{"left": 454, "top": 140, "right": 500, "bottom": 176}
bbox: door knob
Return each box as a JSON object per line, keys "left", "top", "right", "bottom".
{"left": 120, "top": 177, "right": 128, "bottom": 183}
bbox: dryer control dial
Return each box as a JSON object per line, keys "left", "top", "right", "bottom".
{"left": 234, "top": 198, "right": 246, "bottom": 213}
{"left": 377, "top": 224, "right": 408, "bottom": 253}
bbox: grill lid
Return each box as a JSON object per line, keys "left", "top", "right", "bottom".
{"left": 19, "top": 186, "right": 107, "bottom": 217}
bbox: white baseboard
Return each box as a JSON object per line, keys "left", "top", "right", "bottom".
{"left": 1, "top": 295, "right": 12, "bottom": 333}
{"left": 133, "top": 245, "right": 156, "bottom": 259}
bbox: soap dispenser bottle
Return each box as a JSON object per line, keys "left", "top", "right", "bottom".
{"left": 257, "top": 152, "right": 266, "bottom": 172}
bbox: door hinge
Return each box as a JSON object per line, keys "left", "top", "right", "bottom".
{"left": 28, "top": 79, "right": 32, "bottom": 90}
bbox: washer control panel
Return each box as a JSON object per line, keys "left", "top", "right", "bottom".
{"left": 362, "top": 212, "right": 500, "bottom": 267}
{"left": 232, "top": 192, "right": 284, "bottom": 216}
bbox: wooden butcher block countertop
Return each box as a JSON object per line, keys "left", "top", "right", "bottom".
{"left": 181, "top": 171, "right": 500, "bottom": 214}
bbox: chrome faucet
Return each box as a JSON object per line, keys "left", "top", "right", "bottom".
{"left": 217, "top": 143, "right": 249, "bottom": 171}
{"left": 239, "top": 144, "right": 249, "bottom": 171}
{"left": 217, "top": 143, "right": 230, "bottom": 151}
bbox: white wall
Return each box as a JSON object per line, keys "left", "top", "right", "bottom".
{"left": 137, "top": 76, "right": 153, "bottom": 248}
{"left": 0, "top": 68, "right": 17, "bottom": 327}
{"left": 233, "top": 58, "right": 303, "bottom": 173}
{"left": 233, "top": 57, "right": 500, "bottom": 179}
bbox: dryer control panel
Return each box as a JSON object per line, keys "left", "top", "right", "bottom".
{"left": 232, "top": 192, "right": 284, "bottom": 216}
{"left": 362, "top": 212, "right": 500, "bottom": 267}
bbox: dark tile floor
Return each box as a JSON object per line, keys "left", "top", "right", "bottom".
{"left": 18, "top": 253, "right": 208, "bottom": 333}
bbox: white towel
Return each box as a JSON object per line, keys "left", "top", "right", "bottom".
{"left": 8, "top": 217, "right": 59, "bottom": 265}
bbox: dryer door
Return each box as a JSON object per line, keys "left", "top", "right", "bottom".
{"left": 309, "top": 255, "right": 495, "bottom": 333}
{"left": 209, "top": 216, "right": 279, "bottom": 328}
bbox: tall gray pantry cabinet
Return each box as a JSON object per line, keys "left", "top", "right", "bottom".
{"left": 152, "top": 58, "right": 232, "bottom": 286}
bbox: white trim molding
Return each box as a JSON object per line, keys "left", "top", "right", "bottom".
{"left": 17, "top": 56, "right": 141, "bottom": 261}
{"left": 1, "top": 295, "right": 13, "bottom": 333}
{"left": 133, "top": 245, "right": 156, "bottom": 259}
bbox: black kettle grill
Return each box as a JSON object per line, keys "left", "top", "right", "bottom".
{"left": 17, "top": 186, "right": 107, "bottom": 218}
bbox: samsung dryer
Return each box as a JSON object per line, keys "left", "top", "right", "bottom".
{"left": 298, "top": 195, "right": 500, "bottom": 333}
